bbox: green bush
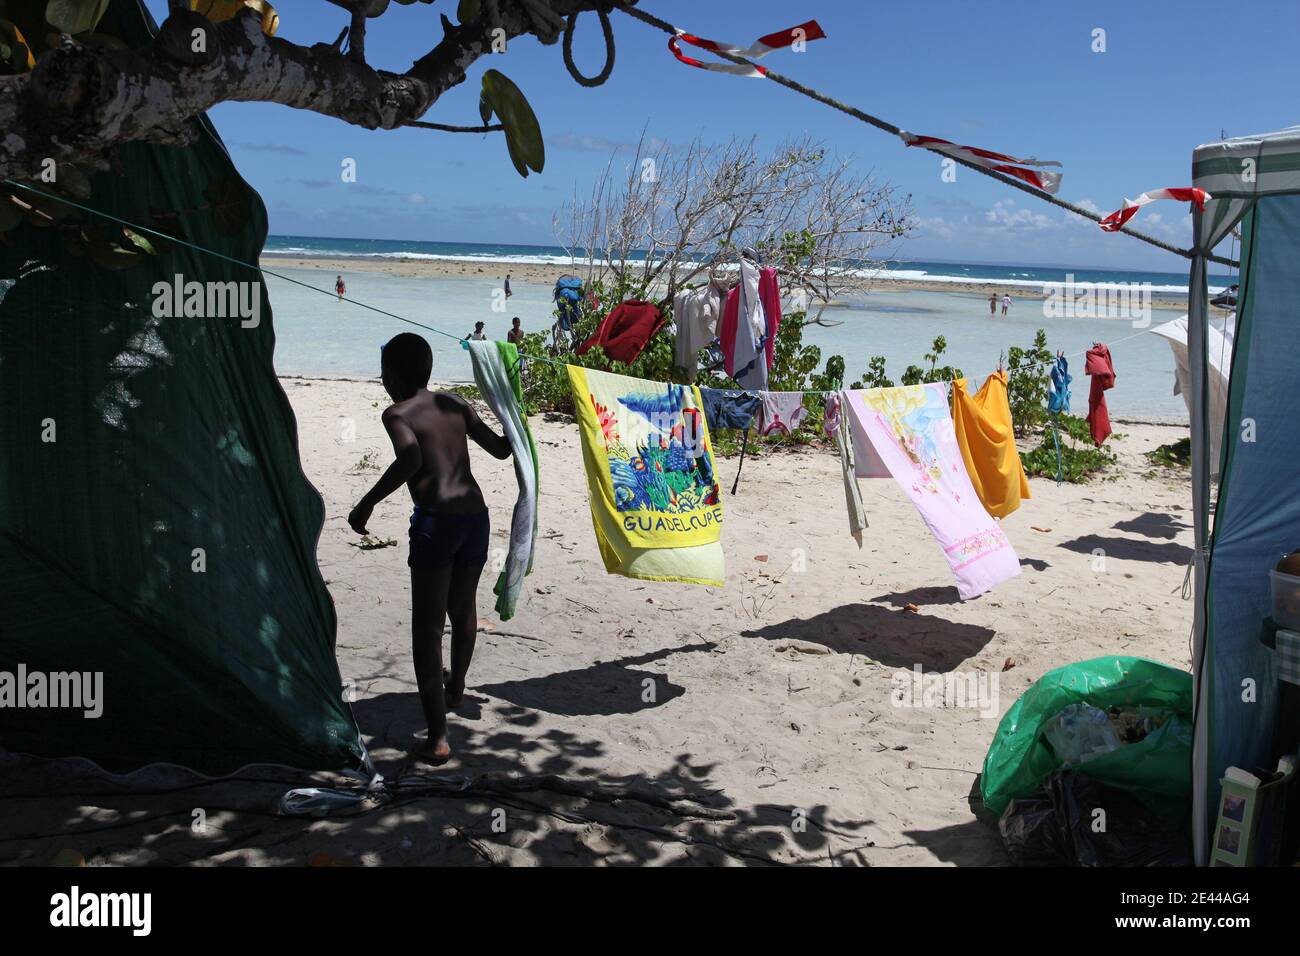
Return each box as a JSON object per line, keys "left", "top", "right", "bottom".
{"left": 1007, "top": 328, "right": 1053, "bottom": 436}
{"left": 849, "top": 336, "right": 963, "bottom": 390}
{"left": 1020, "top": 413, "right": 1118, "bottom": 482}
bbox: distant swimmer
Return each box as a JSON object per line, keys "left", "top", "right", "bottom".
{"left": 1001, "top": 294, "right": 1011, "bottom": 316}
{"left": 336, "top": 275, "right": 346, "bottom": 300}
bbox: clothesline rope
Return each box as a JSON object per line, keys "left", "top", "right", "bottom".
{"left": 1, "top": 179, "right": 1166, "bottom": 399}
{"left": 617, "top": 4, "right": 1239, "bottom": 270}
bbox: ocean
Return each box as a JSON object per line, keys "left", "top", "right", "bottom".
{"left": 264, "top": 235, "right": 1230, "bottom": 420}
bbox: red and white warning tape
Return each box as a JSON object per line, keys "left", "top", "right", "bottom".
{"left": 899, "top": 132, "right": 1064, "bottom": 194}
{"left": 1098, "top": 187, "right": 1210, "bottom": 232}
{"left": 667, "top": 19, "right": 826, "bottom": 77}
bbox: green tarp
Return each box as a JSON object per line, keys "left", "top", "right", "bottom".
{"left": 0, "top": 0, "right": 368, "bottom": 775}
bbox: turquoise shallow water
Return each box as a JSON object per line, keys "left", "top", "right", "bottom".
{"left": 265, "top": 267, "right": 1190, "bottom": 421}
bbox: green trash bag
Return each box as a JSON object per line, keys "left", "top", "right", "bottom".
{"left": 981, "top": 656, "right": 1193, "bottom": 816}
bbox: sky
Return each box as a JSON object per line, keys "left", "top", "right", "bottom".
{"left": 145, "top": 0, "right": 1298, "bottom": 271}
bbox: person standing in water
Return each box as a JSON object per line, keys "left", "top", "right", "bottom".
{"left": 466, "top": 321, "right": 487, "bottom": 341}
{"left": 1001, "top": 293, "right": 1012, "bottom": 316}
{"left": 989, "top": 293, "right": 997, "bottom": 315}
{"left": 504, "top": 274, "right": 512, "bottom": 300}
{"left": 507, "top": 316, "right": 524, "bottom": 345}
{"left": 348, "top": 333, "right": 512, "bottom": 764}
{"left": 336, "top": 275, "right": 346, "bottom": 300}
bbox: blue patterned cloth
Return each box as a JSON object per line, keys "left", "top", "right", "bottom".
{"left": 1048, "top": 355, "right": 1072, "bottom": 415}
{"left": 700, "top": 387, "right": 761, "bottom": 431}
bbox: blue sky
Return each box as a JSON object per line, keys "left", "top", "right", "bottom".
{"left": 147, "top": 0, "right": 1297, "bottom": 270}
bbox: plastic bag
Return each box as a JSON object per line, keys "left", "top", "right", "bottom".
{"left": 999, "top": 770, "right": 1191, "bottom": 866}
{"left": 981, "top": 656, "right": 1193, "bottom": 815}
{"left": 1043, "top": 703, "right": 1123, "bottom": 764}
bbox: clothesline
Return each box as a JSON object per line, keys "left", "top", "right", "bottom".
{"left": 618, "top": 4, "right": 1239, "bottom": 271}
{"left": 3, "top": 179, "right": 1166, "bottom": 403}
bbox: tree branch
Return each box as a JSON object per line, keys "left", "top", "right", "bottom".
{"left": 0, "top": 1, "right": 630, "bottom": 180}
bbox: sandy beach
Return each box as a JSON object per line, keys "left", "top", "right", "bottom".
{"left": 262, "top": 254, "right": 1195, "bottom": 312}
{"left": 1, "top": 376, "right": 1196, "bottom": 866}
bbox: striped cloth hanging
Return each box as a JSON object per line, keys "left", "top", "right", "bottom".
{"left": 667, "top": 20, "right": 826, "bottom": 77}
{"left": 899, "top": 131, "right": 1063, "bottom": 194}
{"left": 1099, "top": 187, "right": 1211, "bottom": 232}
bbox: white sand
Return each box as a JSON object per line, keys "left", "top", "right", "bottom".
{"left": 0, "top": 378, "right": 1195, "bottom": 866}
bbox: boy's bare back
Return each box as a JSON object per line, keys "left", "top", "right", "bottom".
{"left": 383, "top": 389, "right": 509, "bottom": 514}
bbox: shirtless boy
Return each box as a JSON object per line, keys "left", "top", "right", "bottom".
{"left": 348, "top": 332, "right": 512, "bottom": 763}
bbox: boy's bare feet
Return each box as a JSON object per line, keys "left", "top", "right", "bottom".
{"left": 412, "top": 738, "right": 452, "bottom": 766}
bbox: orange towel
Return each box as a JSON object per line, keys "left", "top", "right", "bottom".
{"left": 951, "top": 371, "right": 1031, "bottom": 520}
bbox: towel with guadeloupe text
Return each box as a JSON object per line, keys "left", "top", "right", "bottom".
{"left": 566, "top": 365, "right": 724, "bottom": 585}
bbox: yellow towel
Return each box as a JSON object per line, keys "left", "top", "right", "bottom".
{"left": 567, "top": 365, "right": 725, "bottom": 585}
{"left": 951, "top": 371, "right": 1031, "bottom": 520}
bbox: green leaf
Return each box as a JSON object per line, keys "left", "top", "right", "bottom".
{"left": 45, "top": 0, "right": 110, "bottom": 35}
{"left": 480, "top": 69, "right": 544, "bottom": 178}
{"left": 122, "top": 226, "right": 157, "bottom": 255}
{"left": 457, "top": 0, "right": 480, "bottom": 22}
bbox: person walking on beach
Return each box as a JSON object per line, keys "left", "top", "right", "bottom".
{"left": 1001, "top": 293, "right": 1012, "bottom": 316}
{"left": 504, "top": 274, "right": 512, "bottom": 300}
{"left": 507, "top": 316, "right": 524, "bottom": 345}
{"left": 348, "top": 332, "right": 513, "bottom": 764}
{"left": 335, "top": 275, "right": 346, "bottom": 300}
{"left": 989, "top": 293, "right": 997, "bottom": 315}
{"left": 466, "top": 321, "right": 487, "bottom": 341}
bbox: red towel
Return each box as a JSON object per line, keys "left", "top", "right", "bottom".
{"left": 576, "top": 300, "right": 664, "bottom": 365}
{"left": 1084, "top": 344, "right": 1115, "bottom": 446}
{"left": 759, "top": 267, "right": 782, "bottom": 369}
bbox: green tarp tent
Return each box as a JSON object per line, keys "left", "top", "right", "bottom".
{"left": 0, "top": 0, "right": 370, "bottom": 776}
{"left": 1188, "top": 127, "right": 1300, "bottom": 863}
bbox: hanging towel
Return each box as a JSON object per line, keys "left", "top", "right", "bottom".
{"left": 757, "top": 391, "right": 807, "bottom": 436}
{"left": 466, "top": 341, "right": 539, "bottom": 620}
{"left": 950, "top": 371, "right": 1031, "bottom": 520}
{"left": 699, "top": 387, "right": 761, "bottom": 432}
{"left": 576, "top": 300, "right": 665, "bottom": 365}
{"left": 566, "top": 366, "right": 724, "bottom": 585}
{"left": 825, "top": 394, "right": 868, "bottom": 547}
{"left": 1048, "top": 355, "right": 1072, "bottom": 415}
{"left": 843, "top": 389, "right": 891, "bottom": 478}
{"left": 672, "top": 285, "right": 721, "bottom": 376}
{"left": 719, "top": 258, "right": 767, "bottom": 388}
{"left": 1084, "top": 344, "right": 1115, "bottom": 446}
{"left": 758, "top": 267, "right": 782, "bottom": 371}
{"left": 844, "top": 384, "right": 1021, "bottom": 600}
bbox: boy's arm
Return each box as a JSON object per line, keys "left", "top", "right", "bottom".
{"left": 462, "top": 399, "right": 512, "bottom": 461}
{"left": 347, "top": 408, "right": 423, "bottom": 534}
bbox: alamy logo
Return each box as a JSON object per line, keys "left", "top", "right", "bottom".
{"left": 151, "top": 274, "right": 261, "bottom": 328}
{"left": 49, "top": 886, "right": 151, "bottom": 936}
{"left": 1041, "top": 273, "right": 1152, "bottom": 327}
{"left": 0, "top": 664, "right": 102, "bottom": 718}
{"left": 890, "top": 664, "right": 1000, "bottom": 718}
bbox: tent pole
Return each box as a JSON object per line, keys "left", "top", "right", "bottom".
{"left": 1188, "top": 211, "right": 1212, "bottom": 867}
